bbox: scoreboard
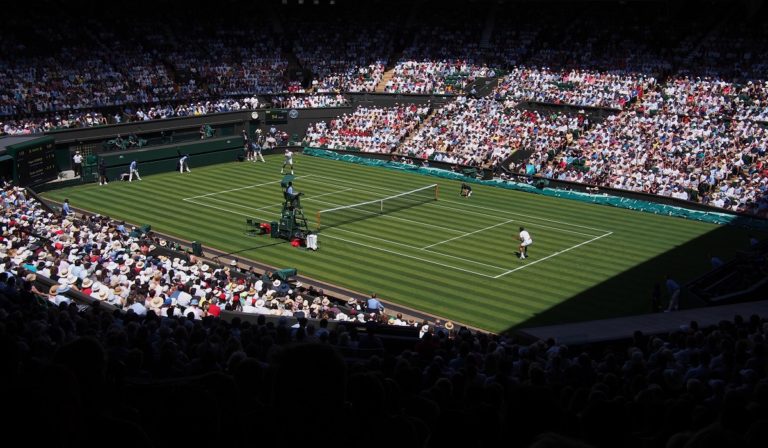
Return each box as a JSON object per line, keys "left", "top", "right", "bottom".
{"left": 15, "top": 139, "right": 57, "bottom": 186}
{"left": 264, "top": 109, "right": 289, "bottom": 124}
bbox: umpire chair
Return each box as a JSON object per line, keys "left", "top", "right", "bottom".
{"left": 277, "top": 175, "right": 309, "bottom": 240}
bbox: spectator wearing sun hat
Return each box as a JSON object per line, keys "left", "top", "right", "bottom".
{"left": 149, "top": 294, "right": 164, "bottom": 315}
{"left": 24, "top": 273, "right": 44, "bottom": 297}
{"left": 49, "top": 283, "right": 71, "bottom": 306}
{"left": 80, "top": 277, "right": 94, "bottom": 295}
{"left": 418, "top": 323, "right": 430, "bottom": 339}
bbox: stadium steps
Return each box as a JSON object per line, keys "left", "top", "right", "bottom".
{"left": 396, "top": 107, "right": 439, "bottom": 153}
{"left": 374, "top": 68, "right": 396, "bottom": 93}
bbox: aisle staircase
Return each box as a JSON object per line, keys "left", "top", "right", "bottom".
{"left": 375, "top": 68, "right": 397, "bottom": 93}
{"left": 396, "top": 107, "right": 439, "bottom": 154}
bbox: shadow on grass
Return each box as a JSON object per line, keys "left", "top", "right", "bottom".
{"left": 506, "top": 217, "right": 765, "bottom": 333}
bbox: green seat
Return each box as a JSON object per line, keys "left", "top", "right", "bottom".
{"left": 273, "top": 268, "right": 298, "bottom": 282}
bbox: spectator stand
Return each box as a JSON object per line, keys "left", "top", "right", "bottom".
{"left": 687, "top": 240, "right": 768, "bottom": 306}
{"left": 38, "top": 194, "right": 459, "bottom": 333}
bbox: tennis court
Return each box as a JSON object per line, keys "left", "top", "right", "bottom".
{"left": 41, "top": 153, "right": 758, "bottom": 332}
{"left": 183, "top": 174, "right": 613, "bottom": 279}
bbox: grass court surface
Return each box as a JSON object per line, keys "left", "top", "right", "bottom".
{"left": 42, "top": 154, "right": 759, "bottom": 333}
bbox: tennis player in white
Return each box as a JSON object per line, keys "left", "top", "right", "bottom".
{"left": 281, "top": 149, "right": 294, "bottom": 175}
{"left": 518, "top": 226, "right": 532, "bottom": 259}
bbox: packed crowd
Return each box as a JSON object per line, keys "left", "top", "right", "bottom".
{"left": 495, "top": 68, "right": 654, "bottom": 110}
{"left": 382, "top": 10, "right": 496, "bottom": 94}
{"left": 290, "top": 21, "right": 392, "bottom": 93}
{"left": 3, "top": 2, "right": 768, "bottom": 214}
{"left": 0, "top": 13, "right": 285, "bottom": 120}
{"left": 384, "top": 61, "right": 497, "bottom": 95}
{"left": 270, "top": 94, "right": 349, "bottom": 109}
{"left": 2, "top": 2, "right": 767, "bottom": 129}
{"left": 1, "top": 97, "right": 261, "bottom": 135}
{"left": 639, "top": 77, "right": 768, "bottom": 122}
{"left": 4, "top": 230, "right": 768, "bottom": 448}
{"left": 521, "top": 111, "right": 768, "bottom": 215}
{"left": 0, "top": 183, "right": 428, "bottom": 328}
{"left": 1, "top": 110, "right": 109, "bottom": 135}
{"left": 125, "top": 97, "right": 261, "bottom": 122}
{"left": 303, "top": 104, "right": 429, "bottom": 153}
{"left": 519, "top": 4, "right": 679, "bottom": 76}
{"left": 397, "top": 97, "right": 583, "bottom": 167}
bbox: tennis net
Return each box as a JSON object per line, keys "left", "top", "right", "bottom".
{"left": 316, "top": 184, "right": 439, "bottom": 230}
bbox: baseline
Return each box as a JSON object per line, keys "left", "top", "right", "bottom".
{"left": 183, "top": 175, "right": 313, "bottom": 200}
{"left": 492, "top": 232, "right": 614, "bottom": 278}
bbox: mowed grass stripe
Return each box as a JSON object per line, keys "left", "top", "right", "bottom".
{"left": 74, "top": 190, "right": 282, "bottom": 251}
{"left": 319, "top": 230, "right": 591, "bottom": 311}
{"left": 312, "top": 246, "right": 540, "bottom": 320}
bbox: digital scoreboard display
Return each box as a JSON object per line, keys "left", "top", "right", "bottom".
{"left": 264, "top": 109, "right": 289, "bottom": 124}
{"left": 16, "top": 140, "right": 57, "bottom": 186}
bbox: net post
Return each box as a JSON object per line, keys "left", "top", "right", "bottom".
{"left": 380, "top": 199, "right": 383, "bottom": 214}
{"left": 316, "top": 211, "right": 321, "bottom": 230}
{"left": 435, "top": 184, "right": 439, "bottom": 201}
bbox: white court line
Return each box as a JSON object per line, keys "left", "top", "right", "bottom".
{"left": 184, "top": 178, "right": 614, "bottom": 279}
{"left": 422, "top": 218, "right": 516, "bottom": 249}
{"left": 492, "top": 232, "right": 614, "bottom": 278}
{"left": 321, "top": 233, "right": 498, "bottom": 278}
{"left": 193, "top": 187, "right": 354, "bottom": 213}
{"left": 183, "top": 175, "right": 314, "bottom": 200}
{"left": 309, "top": 174, "right": 612, "bottom": 234}
{"left": 184, "top": 196, "right": 505, "bottom": 276}
{"left": 329, "top": 227, "right": 509, "bottom": 271}
{"left": 431, "top": 202, "right": 598, "bottom": 237}
{"left": 311, "top": 197, "right": 466, "bottom": 234}
{"left": 439, "top": 198, "right": 612, "bottom": 234}
{"left": 237, "top": 187, "right": 356, "bottom": 213}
